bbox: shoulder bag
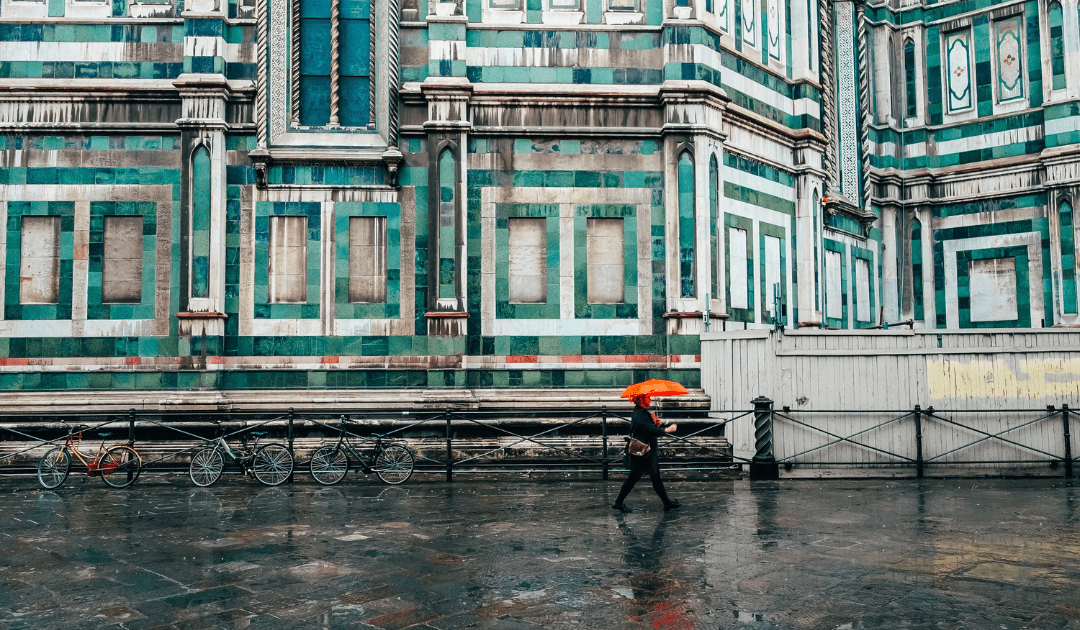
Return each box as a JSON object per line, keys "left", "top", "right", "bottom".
{"left": 627, "top": 423, "right": 651, "bottom": 457}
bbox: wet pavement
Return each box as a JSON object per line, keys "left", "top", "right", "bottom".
{"left": 2, "top": 472, "right": 1080, "bottom": 630}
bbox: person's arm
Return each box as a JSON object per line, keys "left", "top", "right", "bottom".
{"left": 635, "top": 414, "right": 668, "bottom": 438}
{"left": 649, "top": 411, "right": 678, "bottom": 433}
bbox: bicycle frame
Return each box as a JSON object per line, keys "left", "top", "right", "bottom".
{"left": 62, "top": 430, "right": 109, "bottom": 476}
{"left": 327, "top": 421, "right": 381, "bottom": 471}
{"left": 208, "top": 434, "right": 258, "bottom": 471}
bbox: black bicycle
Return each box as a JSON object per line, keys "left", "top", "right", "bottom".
{"left": 189, "top": 421, "right": 294, "bottom": 487}
{"left": 308, "top": 416, "right": 415, "bottom": 485}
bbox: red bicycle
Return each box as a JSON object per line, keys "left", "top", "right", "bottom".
{"left": 37, "top": 421, "right": 142, "bottom": 489}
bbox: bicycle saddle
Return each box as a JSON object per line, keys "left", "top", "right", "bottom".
{"left": 98, "top": 432, "right": 112, "bottom": 438}
{"left": 251, "top": 431, "right": 267, "bottom": 436}
{"left": 372, "top": 433, "right": 385, "bottom": 438}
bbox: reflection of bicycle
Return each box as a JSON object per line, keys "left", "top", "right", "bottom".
{"left": 37, "top": 421, "right": 142, "bottom": 489}
{"left": 188, "top": 421, "right": 294, "bottom": 487}
{"left": 309, "top": 416, "right": 415, "bottom": 485}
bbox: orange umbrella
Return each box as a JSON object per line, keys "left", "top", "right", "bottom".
{"left": 620, "top": 379, "right": 689, "bottom": 400}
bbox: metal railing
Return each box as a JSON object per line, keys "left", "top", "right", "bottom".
{"left": 0, "top": 406, "right": 737, "bottom": 480}
{"left": 748, "top": 397, "right": 1077, "bottom": 478}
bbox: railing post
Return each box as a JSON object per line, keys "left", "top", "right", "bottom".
{"left": 1063, "top": 404, "right": 1073, "bottom": 478}
{"left": 128, "top": 408, "right": 136, "bottom": 444}
{"left": 750, "top": 396, "right": 778, "bottom": 480}
{"left": 445, "top": 406, "right": 453, "bottom": 483}
{"left": 913, "top": 405, "right": 924, "bottom": 478}
{"left": 601, "top": 405, "right": 608, "bottom": 481}
{"left": 287, "top": 407, "right": 295, "bottom": 484}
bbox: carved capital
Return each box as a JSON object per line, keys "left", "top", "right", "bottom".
{"left": 248, "top": 147, "right": 271, "bottom": 189}
{"left": 382, "top": 147, "right": 404, "bottom": 188}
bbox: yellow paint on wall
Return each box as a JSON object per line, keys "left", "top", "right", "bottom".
{"left": 927, "top": 357, "right": 1080, "bottom": 400}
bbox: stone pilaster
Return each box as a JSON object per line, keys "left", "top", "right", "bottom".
{"left": 659, "top": 81, "right": 729, "bottom": 335}
{"left": 422, "top": 78, "right": 472, "bottom": 336}
{"left": 174, "top": 73, "right": 231, "bottom": 341}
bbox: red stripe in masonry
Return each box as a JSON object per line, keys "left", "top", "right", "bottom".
{"left": 504, "top": 355, "right": 538, "bottom": 363}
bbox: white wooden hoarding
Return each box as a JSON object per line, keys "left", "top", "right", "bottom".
{"left": 701, "top": 329, "right": 1080, "bottom": 476}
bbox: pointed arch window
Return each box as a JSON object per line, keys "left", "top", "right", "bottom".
{"left": 190, "top": 146, "right": 211, "bottom": 299}
{"left": 911, "top": 218, "right": 924, "bottom": 321}
{"left": 1062, "top": 200, "right": 1076, "bottom": 314}
{"left": 437, "top": 148, "right": 457, "bottom": 300}
{"left": 812, "top": 189, "right": 820, "bottom": 313}
{"left": 678, "top": 152, "right": 696, "bottom": 298}
{"left": 904, "top": 38, "right": 917, "bottom": 119}
{"left": 709, "top": 155, "right": 720, "bottom": 301}
{"left": 1049, "top": 2, "right": 1066, "bottom": 91}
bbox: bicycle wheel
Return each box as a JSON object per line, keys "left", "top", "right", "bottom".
{"left": 189, "top": 447, "right": 224, "bottom": 487}
{"left": 98, "top": 445, "right": 142, "bottom": 489}
{"left": 37, "top": 447, "right": 71, "bottom": 489}
{"left": 309, "top": 445, "right": 349, "bottom": 485}
{"left": 374, "top": 444, "right": 414, "bottom": 485}
{"left": 252, "top": 444, "right": 293, "bottom": 486}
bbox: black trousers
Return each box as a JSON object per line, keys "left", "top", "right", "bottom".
{"left": 615, "top": 469, "right": 672, "bottom": 505}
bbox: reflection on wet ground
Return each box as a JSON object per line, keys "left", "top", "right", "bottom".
{"left": 1, "top": 474, "right": 1079, "bottom": 629}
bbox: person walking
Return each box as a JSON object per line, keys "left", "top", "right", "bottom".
{"left": 611, "top": 394, "right": 681, "bottom": 513}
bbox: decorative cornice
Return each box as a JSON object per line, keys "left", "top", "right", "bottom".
{"left": 823, "top": 192, "right": 877, "bottom": 238}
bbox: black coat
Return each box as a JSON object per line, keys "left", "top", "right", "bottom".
{"left": 627, "top": 405, "right": 667, "bottom": 474}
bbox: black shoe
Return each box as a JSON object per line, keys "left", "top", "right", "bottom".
{"left": 612, "top": 502, "right": 631, "bottom": 513}
{"left": 664, "top": 500, "right": 681, "bottom": 511}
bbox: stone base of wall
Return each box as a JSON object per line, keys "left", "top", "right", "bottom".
{"left": 0, "top": 387, "right": 712, "bottom": 415}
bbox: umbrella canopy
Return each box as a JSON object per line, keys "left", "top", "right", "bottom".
{"left": 620, "top": 379, "right": 689, "bottom": 400}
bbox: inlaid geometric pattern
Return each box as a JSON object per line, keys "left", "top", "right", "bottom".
{"left": 741, "top": 0, "right": 756, "bottom": 47}
{"left": 767, "top": 0, "right": 781, "bottom": 61}
{"left": 945, "top": 29, "right": 972, "bottom": 112}
{"left": 835, "top": 1, "right": 859, "bottom": 200}
{"left": 994, "top": 18, "right": 1023, "bottom": 102}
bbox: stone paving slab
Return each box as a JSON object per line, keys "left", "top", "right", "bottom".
{"left": 1, "top": 473, "right": 1079, "bottom": 629}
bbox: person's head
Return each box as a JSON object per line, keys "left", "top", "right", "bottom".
{"left": 633, "top": 394, "right": 651, "bottom": 408}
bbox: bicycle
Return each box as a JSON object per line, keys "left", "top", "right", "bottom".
{"left": 308, "top": 416, "right": 415, "bottom": 485}
{"left": 188, "top": 421, "right": 294, "bottom": 487}
{"left": 37, "top": 421, "right": 142, "bottom": 489}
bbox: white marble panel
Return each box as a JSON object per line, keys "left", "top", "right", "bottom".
{"left": 969, "top": 257, "right": 1018, "bottom": 322}
{"left": 508, "top": 217, "right": 547, "bottom": 304}
{"left": 764, "top": 234, "right": 781, "bottom": 317}
{"left": 826, "top": 249, "right": 843, "bottom": 320}
{"left": 728, "top": 227, "right": 748, "bottom": 310}
{"left": 855, "top": 256, "right": 871, "bottom": 322}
